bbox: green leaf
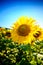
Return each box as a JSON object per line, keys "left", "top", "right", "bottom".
{"left": 19, "top": 44, "right": 31, "bottom": 51}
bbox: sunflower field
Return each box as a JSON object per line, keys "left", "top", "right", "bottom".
{"left": 0, "top": 17, "right": 43, "bottom": 65}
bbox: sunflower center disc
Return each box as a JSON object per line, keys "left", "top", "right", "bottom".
{"left": 6, "top": 32, "right": 11, "bottom": 37}
{"left": 33, "top": 31, "right": 41, "bottom": 38}
{"left": 17, "top": 24, "right": 30, "bottom": 36}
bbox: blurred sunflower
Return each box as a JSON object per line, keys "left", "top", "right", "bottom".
{"left": 33, "top": 26, "right": 43, "bottom": 41}
{"left": 11, "top": 16, "right": 36, "bottom": 44}
{"left": 5, "top": 29, "right": 11, "bottom": 39}
{"left": 0, "top": 27, "right": 5, "bottom": 31}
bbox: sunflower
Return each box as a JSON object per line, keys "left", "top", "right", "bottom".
{"left": 0, "top": 27, "right": 5, "bottom": 31}
{"left": 5, "top": 29, "right": 11, "bottom": 39}
{"left": 11, "top": 16, "right": 36, "bottom": 44}
{"left": 33, "top": 26, "right": 43, "bottom": 41}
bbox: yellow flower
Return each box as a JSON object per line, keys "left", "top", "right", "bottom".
{"left": 0, "top": 27, "right": 4, "bottom": 31}
{"left": 33, "top": 26, "right": 43, "bottom": 41}
{"left": 5, "top": 29, "right": 11, "bottom": 39}
{"left": 11, "top": 16, "right": 36, "bottom": 44}
{"left": 0, "top": 27, "right": 5, "bottom": 32}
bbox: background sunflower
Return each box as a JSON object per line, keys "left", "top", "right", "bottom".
{"left": 33, "top": 26, "right": 43, "bottom": 41}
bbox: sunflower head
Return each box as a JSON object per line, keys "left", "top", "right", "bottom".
{"left": 6, "top": 32, "right": 11, "bottom": 37}
{"left": 11, "top": 16, "right": 36, "bottom": 44}
{"left": 0, "top": 27, "right": 5, "bottom": 31}
{"left": 5, "top": 30, "right": 11, "bottom": 38}
{"left": 33, "top": 26, "right": 43, "bottom": 41}
{"left": 33, "top": 31, "right": 41, "bottom": 38}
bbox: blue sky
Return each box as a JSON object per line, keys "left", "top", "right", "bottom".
{"left": 0, "top": 0, "right": 43, "bottom": 28}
